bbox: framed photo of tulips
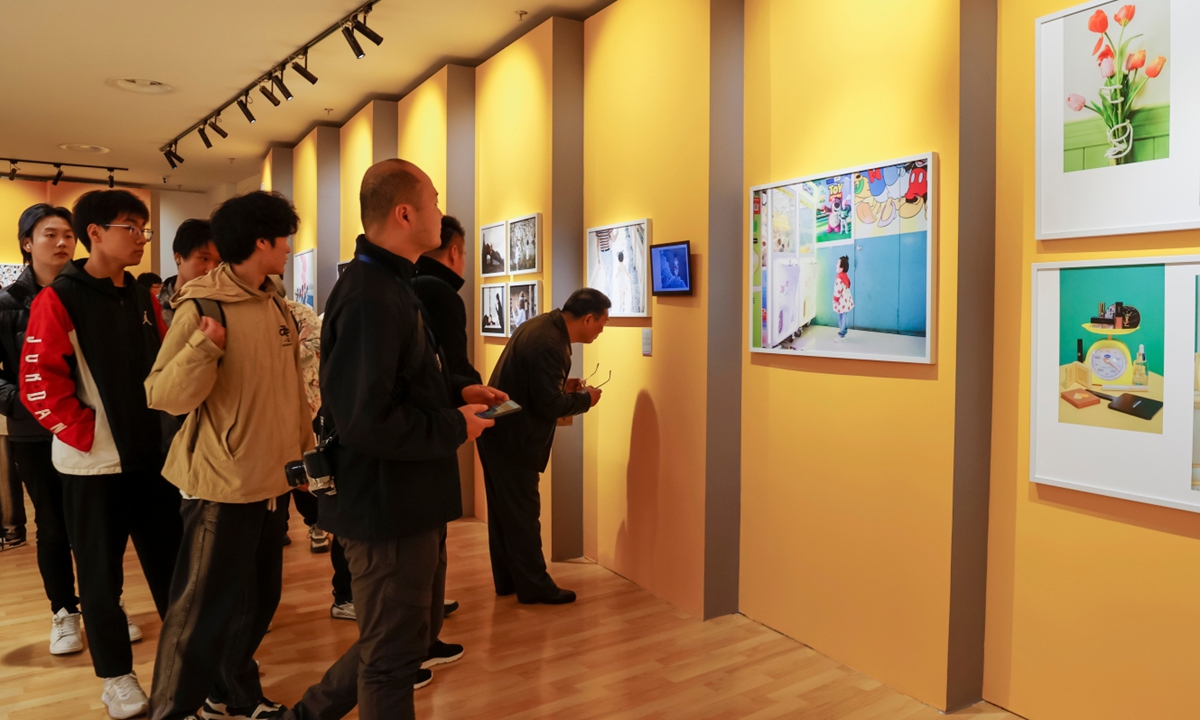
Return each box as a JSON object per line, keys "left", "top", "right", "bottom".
{"left": 1037, "top": 0, "right": 1200, "bottom": 239}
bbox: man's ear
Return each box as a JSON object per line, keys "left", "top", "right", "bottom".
{"left": 88, "top": 224, "right": 105, "bottom": 248}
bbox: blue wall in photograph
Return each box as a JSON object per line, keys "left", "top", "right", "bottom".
{"left": 813, "top": 231, "right": 928, "bottom": 336}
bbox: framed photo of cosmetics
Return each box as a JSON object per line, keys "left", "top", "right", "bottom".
{"left": 1031, "top": 254, "right": 1200, "bottom": 512}
{"left": 1035, "top": 0, "right": 1200, "bottom": 239}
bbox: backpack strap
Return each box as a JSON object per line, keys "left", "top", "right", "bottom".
{"left": 191, "top": 298, "right": 225, "bottom": 326}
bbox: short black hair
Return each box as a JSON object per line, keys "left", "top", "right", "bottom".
{"left": 72, "top": 190, "right": 149, "bottom": 251}
{"left": 137, "top": 272, "right": 162, "bottom": 287}
{"left": 173, "top": 218, "right": 216, "bottom": 260}
{"left": 838, "top": 255, "right": 850, "bottom": 272}
{"left": 210, "top": 191, "right": 298, "bottom": 265}
{"left": 563, "top": 288, "right": 612, "bottom": 319}
{"left": 439, "top": 215, "right": 465, "bottom": 250}
{"left": 17, "top": 204, "right": 72, "bottom": 264}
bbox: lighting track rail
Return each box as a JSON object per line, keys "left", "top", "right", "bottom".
{"left": 3, "top": 158, "right": 129, "bottom": 188}
{"left": 158, "top": 0, "right": 384, "bottom": 169}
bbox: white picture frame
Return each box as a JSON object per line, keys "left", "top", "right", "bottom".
{"left": 294, "top": 249, "right": 316, "bottom": 309}
{"left": 586, "top": 219, "right": 651, "bottom": 318}
{"left": 0, "top": 263, "right": 24, "bottom": 287}
{"left": 1035, "top": 0, "right": 1200, "bottom": 240}
{"left": 507, "top": 280, "right": 540, "bottom": 336}
{"left": 1030, "top": 253, "right": 1200, "bottom": 513}
{"left": 480, "top": 283, "right": 507, "bottom": 337}
{"left": 507, "top": 213, "right": 541, "bottom": 276}
{"left": 479, "top": 221, "right": 507, "bottom": 278}
{"left": 748, "top": 152, "right": 937, "bottom": 364}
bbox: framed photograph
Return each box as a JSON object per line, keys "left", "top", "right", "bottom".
{"left": 1036, "top": 0, "right": 1200, "bottom": 239}
{"left": 294, "top": 249, "right": 316, "bottom": 309}
{"left": 1031, "top": 254, "right": 1200, "bottom": 513}
{"left": 480, "top": 222, "right": 507, "bottom": 277}
{"left": 749, "top": 152, "right": 936, "bottom": 364}
{"left": 480, "top": 284, "right": 507, "bottom": 337}
{"left": 586, "top": 219, "right": 650, "bottom": 317}
{"left": 507, "top": 213, "right": 541, "bottom": 276}
{"left": 508, "top": 281, "right": 540, "bottom": 336}
{"left": 650, "top": 241, "right": 692, "bottom": 296}
{"left": 0, "top": 263, "right": 23, "bottom": 288}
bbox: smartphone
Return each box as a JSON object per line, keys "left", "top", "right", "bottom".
{"left": 477, "top": 400, "right": 522, "bottom": 420}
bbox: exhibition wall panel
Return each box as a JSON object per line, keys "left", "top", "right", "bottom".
{"left": 740, "top": 0, "right": 964, "bottom": 709}
{"left": 340, "top": 100, "right": 398, "bottom": 263}
{"left": 581, "top": 0, "right": 713, "bottom": 619}
{"left": 396, "top": 68, "right": 449, "bottom": 214}
{"left": 292, "top": 126, "right": 339, "bottom": 312}
{"left": 986, "top": 1, "right": 1200, "bottom": 718}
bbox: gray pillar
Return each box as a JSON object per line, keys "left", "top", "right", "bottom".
{"left": 314, "top": 126, "right": 341, "bottom": 314}
{"left": 267, "top": 146, "right": 297, "bottom": 297}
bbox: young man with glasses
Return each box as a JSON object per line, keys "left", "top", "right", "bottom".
{"left": 21, "top": 190, "right": 182, "bottom": 719}
{"left": 476, "top": 288, "right": 609, "bottom": 604}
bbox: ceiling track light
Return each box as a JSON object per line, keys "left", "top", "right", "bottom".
{"left": 208, "top": 118, "right": 228, "bottom": 139}
{"left": 164, "top": 150, "right": 177, "bottom": 169}
{"left": 107, "top": 169, "right": 115, "bottom": 189}
{"left": 8, "top": 163, "right": 16, "bottom": 181}
{"left": 197, "top": 126, "right": 212, "bottom": 148}
{"left": 167, "top": 146, "right": 185, "bottom": 165}
{"left": 352, "top": 16, "right": 384, "bottom": 45}
{"left": 259, "top": 84, "right": 281, "bottom": 107}
{"left": 273, "top": 71, "right": 293, "bottom": 101}
{"left": 291, "top": 57, "right": 318, "bottom": 85}
{"left": 342, "top": 25, "right": 365, "bottom": 58}
{"left": 238, "top": 96, "right": 256, "bottom": 123}
{"left": 52, "top": 165, "right": 63, "bottom": 185}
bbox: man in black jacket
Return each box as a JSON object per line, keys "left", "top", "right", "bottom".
{"left": 477, "top": 288, "right": 609, "bottom": 605}
{"left": 413, "top": 215, "right": 480, "bottom": 385}
{"left": 286, "top": 159, "right": 504, "bottom": 720}
{"left": 0, "top": 204, "right": 83, "bottom": 654}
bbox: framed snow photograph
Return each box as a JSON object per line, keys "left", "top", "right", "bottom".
{"left": 586, "top": 219, "right": 650, "bottom": 317}
{"left": 507, "top": 213, "right": 541, "bottom": 276}
{"left": 1036, "top": 0, "right": 1200, "bottom": 239}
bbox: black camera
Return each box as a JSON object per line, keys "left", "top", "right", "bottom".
{"left": 285, "top": 460, "right": 309, "bottom": 488}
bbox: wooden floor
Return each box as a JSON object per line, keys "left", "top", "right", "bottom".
{"left": 0, "top": 512, "right": 1021, "bottom": 719}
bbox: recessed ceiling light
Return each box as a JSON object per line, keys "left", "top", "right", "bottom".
{"left": 59, "top": 143, "right": 110, "bottom": 154}
{"left": 105, "top": 78, "right": 175, "bottom": 95}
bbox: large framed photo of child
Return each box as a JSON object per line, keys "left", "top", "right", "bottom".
{"left": 1036, "top": 0, "right": 1200, "bottom": 239}
{"left": 748, "top": 152, "right": 937, "bottom": 364}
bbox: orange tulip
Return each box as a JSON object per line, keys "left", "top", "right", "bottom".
{"left": 1093, "top": 35, "right": 1105, "bottom": 55}
{"left": 1146, "top": 55, "right": 1166, "bottom": 78}
{"left": 1088, "top": 9, "right": 1108, "bottom": 33}
{"left": 1114, "top": 5, "right": 1135, "bottom": 26}
{"left": 1096, "top": 45, "right": 1114, "bottom": 64}
{"left": 1126, "top": 49, "right": 1146, "bottom": 71}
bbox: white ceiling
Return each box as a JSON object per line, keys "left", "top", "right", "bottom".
{"left": 0, "top": 0, "right": 610, "bottom": 192}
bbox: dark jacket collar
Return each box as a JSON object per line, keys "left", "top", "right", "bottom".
{"left": 414, "top": 255, "right": 464, "bottom": 291}
{"left": 549, "top": 309, "right": 571, "bottom": 352}
{"left": 356, "top": 235, "right": 415, "bottom": 281}
{"left": 61, "top": 258, "right": 136, "bottom": 297}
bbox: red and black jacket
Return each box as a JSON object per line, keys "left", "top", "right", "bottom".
{"left": 20, "top": 259, "right": 168, "bottom": 476}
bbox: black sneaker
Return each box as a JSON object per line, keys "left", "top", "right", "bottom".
{"left": 443, "top": 599, "right": 460, "bottom": 617}
{"left": 3, "top": 526, "right": 26, "bottom": 549}
{"left": 200, "top": 697, "right": 287, "bottom": 719}
{"left": 422, "top": 640, "right": 464, "bottom": 669}
{"left": 414, "top": 668, "right": 433, "bottom": 690}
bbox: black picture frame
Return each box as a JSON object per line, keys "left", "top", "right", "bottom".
{"left": 650, "top": 240, "right": 693, "bottom": 296}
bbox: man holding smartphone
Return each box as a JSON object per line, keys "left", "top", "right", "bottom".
{"left": 476, "top": 288, "right": 609, "bottom": 605}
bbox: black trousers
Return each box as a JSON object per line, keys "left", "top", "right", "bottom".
{"left": 282, "top": 490, "right": 352, "bottom": 603}
{"left": 477, "top": 446, "right": 558, "bottom": 601}
{"left": 286, "top": 525, "right": 446, "bottom": 720}
{"left": 61, "top": 469, "right": 182, "bottom": 678}
{"left": 150, "top": 496, "right": 288, "bottom": 720}
{"left": 9, "top": 440, "right": 78, "bottom": 613}
{"left": 0, "top": 437, "right": 25, "bottom": 529}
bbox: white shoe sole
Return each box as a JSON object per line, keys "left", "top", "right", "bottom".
{"left": 49, "top": 641, "right": 84, "bottom": 655}
{"left": 414, "top": 674, "right": 433, "bottom": 690}
{"left": 101, "top": 695, "right": 148, "bottom": 720}
{"left": 421, "top": 648, "right": 464, "bottom": 669}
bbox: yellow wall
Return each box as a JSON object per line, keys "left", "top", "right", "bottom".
{"left": 0, "top": 180, "right": 151, "bottom": 273}
{"left": 293, "top": 130, "right": 318, "bottom": 255}
{"left": 739, "top": 0, "right": 960, "bottom": 708}
{"left": 581, "top": 0, "right": 709, "bottom": 619}
{"left": 474, "top": 18, "right": 556, "bottom": 535}
{"left": 340, "top": 105, "right": 374, "bottom": 261}
{"left": 397, "top": 68, "right": 449, "bottom": 212}
{"left": 985, "top": 1, "right": 1200, "bottom": 718}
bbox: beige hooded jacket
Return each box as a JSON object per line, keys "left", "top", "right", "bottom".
{"left": 145, "top": 264, "right": 315, "bottom": 503}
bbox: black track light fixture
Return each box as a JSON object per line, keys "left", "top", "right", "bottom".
{"left": 291, "top": 57, "right": 318, "bottom": 85}
{"left": 164, "top": 151, "right": 177, "bottom": 170}
{"left": 238, "top": 96, "right": 256, "bottom": 123}
{"left": 208, "top": 118, "right": 228, "bottom": 139}
{"left": 352, "top": 16, "right": 383, "bottom": 45}
{"left": 8, "top": 163, "right": 16, "bottom": 181}
{"left": 107, "top": 169, "right": 115, "bottom": 188}
{"left": 167, "top": 146, "right": 185, "bottom": 165}
{"left": 259, "top": 84, "right": 281, "bottom": 107}
{"left": 342, "top": 25, "right": 365, "bottom": 58}
{"left": 198, "top": 126, "right": 212, "bottom": 149}
{"left": 273, "top": 71, "right": 293, "bottom": 101}
{"left": 52, "top": 165, "right": 63, "bottom": 185}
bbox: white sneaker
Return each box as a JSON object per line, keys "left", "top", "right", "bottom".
{"left": 330, "top": 601, "right": 356, "bottom": 620}
{"left": 49, "top": 608, "right": 84, "bottom": 655}
{"left": 101, "top": 672, "right": 149, "bottom": 719}
{"left": 120, "top": 598, "right": 142, "bottom": 642}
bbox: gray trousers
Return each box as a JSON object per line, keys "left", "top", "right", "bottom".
{"left": 286, "top": 524, "right": 446, "bottom": 720}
